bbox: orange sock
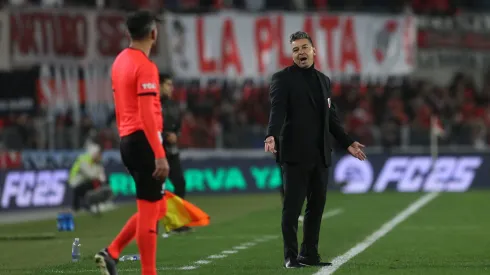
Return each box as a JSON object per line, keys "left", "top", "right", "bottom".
{"left": 136, "top": 199, "right": 160, "bottom": 275}
{"left": 107, "top": 213, "right": 138, "bottom": 260}
{"left": 107, "top": 198, "right": 167, "bottom": 263}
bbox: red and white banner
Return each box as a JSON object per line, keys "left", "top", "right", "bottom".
{"left": 37, "top": 64, "right": 114, "bottom": 122}
{"left": 166, "top": 12, "right": 416, "bottom": 78}
{"left": 7, "top": 9, "right": 170, "bottom": 70}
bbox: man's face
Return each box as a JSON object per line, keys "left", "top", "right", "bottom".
{"left": 160, "top": 79, "right": 173, "bottom": 98}
{"left": 291, "top": 38, "right": 315, "bottom": 68}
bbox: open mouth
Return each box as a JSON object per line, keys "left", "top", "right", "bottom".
{"left": 300, "top": 57, "right": 307, "bottom": 62}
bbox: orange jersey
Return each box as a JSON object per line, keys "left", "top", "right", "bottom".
{"left": 112, "top": 48, "right": 163, "bottom": 137}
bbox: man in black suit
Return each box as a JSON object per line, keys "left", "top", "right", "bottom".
{"left": 265, "top": 31, "right": 366, "bottom": 269}
{"left": 159, "top": 74, "right": 191, "bottom": 233}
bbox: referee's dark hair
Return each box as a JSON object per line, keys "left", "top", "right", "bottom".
{"left": 126, "top": 10, "right": 162, "bottom": 41}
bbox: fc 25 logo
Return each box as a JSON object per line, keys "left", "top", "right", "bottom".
{"left": 334, "top": 156, "right": 483, "bottom": 194}
{"left": 1, "top": 170, "right": 68, "bottom": 209}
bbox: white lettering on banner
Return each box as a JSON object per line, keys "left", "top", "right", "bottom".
{"left": 335, "top": 156, "right": 482, "bottom": 193}
{"left": 8, "top": 9, "right": 166, "bottom": 68}
{"left": 1, "top": 170, "right": 68, "bottom": 209}
{"left": 165, "top": 12, "right": 416, "bottom": 78}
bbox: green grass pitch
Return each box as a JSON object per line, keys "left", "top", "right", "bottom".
{"left": 0, "top": 191, "right": 489, "bottom": 275}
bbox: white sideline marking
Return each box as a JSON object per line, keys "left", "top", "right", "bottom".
{"left": 195, "top": 260, "right": 211, "bottom": 264}
{"left": 207, "top": 254, "right": 227, "bottom": 259}
{"left": 177, "top": 208, "right": 344, "bottom": 271}
{"left": 179, "top": 266, "right": 198, "bottom": 270}
{"left": 52, "top": 208, "right": 345, "bottom": 273}
{"left": 314, "top": 192, "right": 440, "bottom": 275}
{"left": 177, "top": 235, "right": 279, "bottom": 270}
{"left": 222, "top": 250, "right": 238, "bottom": 254}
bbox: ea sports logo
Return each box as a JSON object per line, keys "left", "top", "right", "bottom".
{"left": 334, "top": 155, "right": 373, "bottom": 194}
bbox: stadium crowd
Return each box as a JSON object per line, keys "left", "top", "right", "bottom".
{"left": 0, "top": 0, "right": 489, "bottom": 151}
{"left": 1, "top": 72, "right": 490, "bottom": 151}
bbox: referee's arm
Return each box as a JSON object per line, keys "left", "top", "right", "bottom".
{"left": 136, "top": 64, "right": 166, "bottom": 159}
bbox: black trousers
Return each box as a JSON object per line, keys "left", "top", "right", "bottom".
{"left": 279, "top": 164, "right": 285, "bottom": 202}
{"left": 281, "top": 161, "right": 329, "bottom": 261}
{"left": 121, "top": 131, "right": 164, "bottom": 202}
{"left": 72, "top": 181, "right": 95, "bottom": 211}
{"left": 167, "top": 153, "right": 186, "bottom": 198}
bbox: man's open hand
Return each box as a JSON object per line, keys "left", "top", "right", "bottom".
{"left": 347, "top": 142, "right": 367, "bottom": 161}
{"left": 264, "top": 136, "right": 276, "bottom": 154}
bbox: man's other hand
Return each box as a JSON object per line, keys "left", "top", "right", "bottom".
{"left": 153, "top": 158, "right": 170, "bottom": 180}
{"left": 347, "top": 142, "right": 367, "bottom": 161}
{"left": 264, "top": 136, "right": 277, "bottom": 154}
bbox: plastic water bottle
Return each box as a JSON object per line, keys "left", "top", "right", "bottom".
{"left": 119, "top": 254, "right": 140, "bottom": 262}
{"left": 71, "top": 238, "right": 81, "bottom": 262}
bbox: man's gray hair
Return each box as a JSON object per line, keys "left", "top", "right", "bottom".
{"left": 289, "top": 31, "right": 314, "bottom": 46}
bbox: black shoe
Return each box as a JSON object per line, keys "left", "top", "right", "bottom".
{"left": 298, "top": 254, "right": 332, "bottom": 267}
{"left": 284, "top": 258, "right": 304, "bottom": 269}
{"left": 94, "top": 248, "right": 118, "bottom": 275}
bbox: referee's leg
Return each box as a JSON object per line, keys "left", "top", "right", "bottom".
{"left": 99, "top": 131, "right": 167, "bottom": 275}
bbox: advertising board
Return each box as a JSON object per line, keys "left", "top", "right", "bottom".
{"left": 1, "top": 152, "right": 488, "bottom": 211}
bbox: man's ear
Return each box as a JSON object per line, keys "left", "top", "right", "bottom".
{"left": 313, "top": 47, "right": 316, "bottom": 56}
{"left": 151, "top": 29, "right": 156, "bottom": 40}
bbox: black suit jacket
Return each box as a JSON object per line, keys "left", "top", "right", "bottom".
{"left": 266, "top": 65, "right": 354, "bottom": 167}
{"left": 161, "top": 97, "right": 182, "bottom": 155}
